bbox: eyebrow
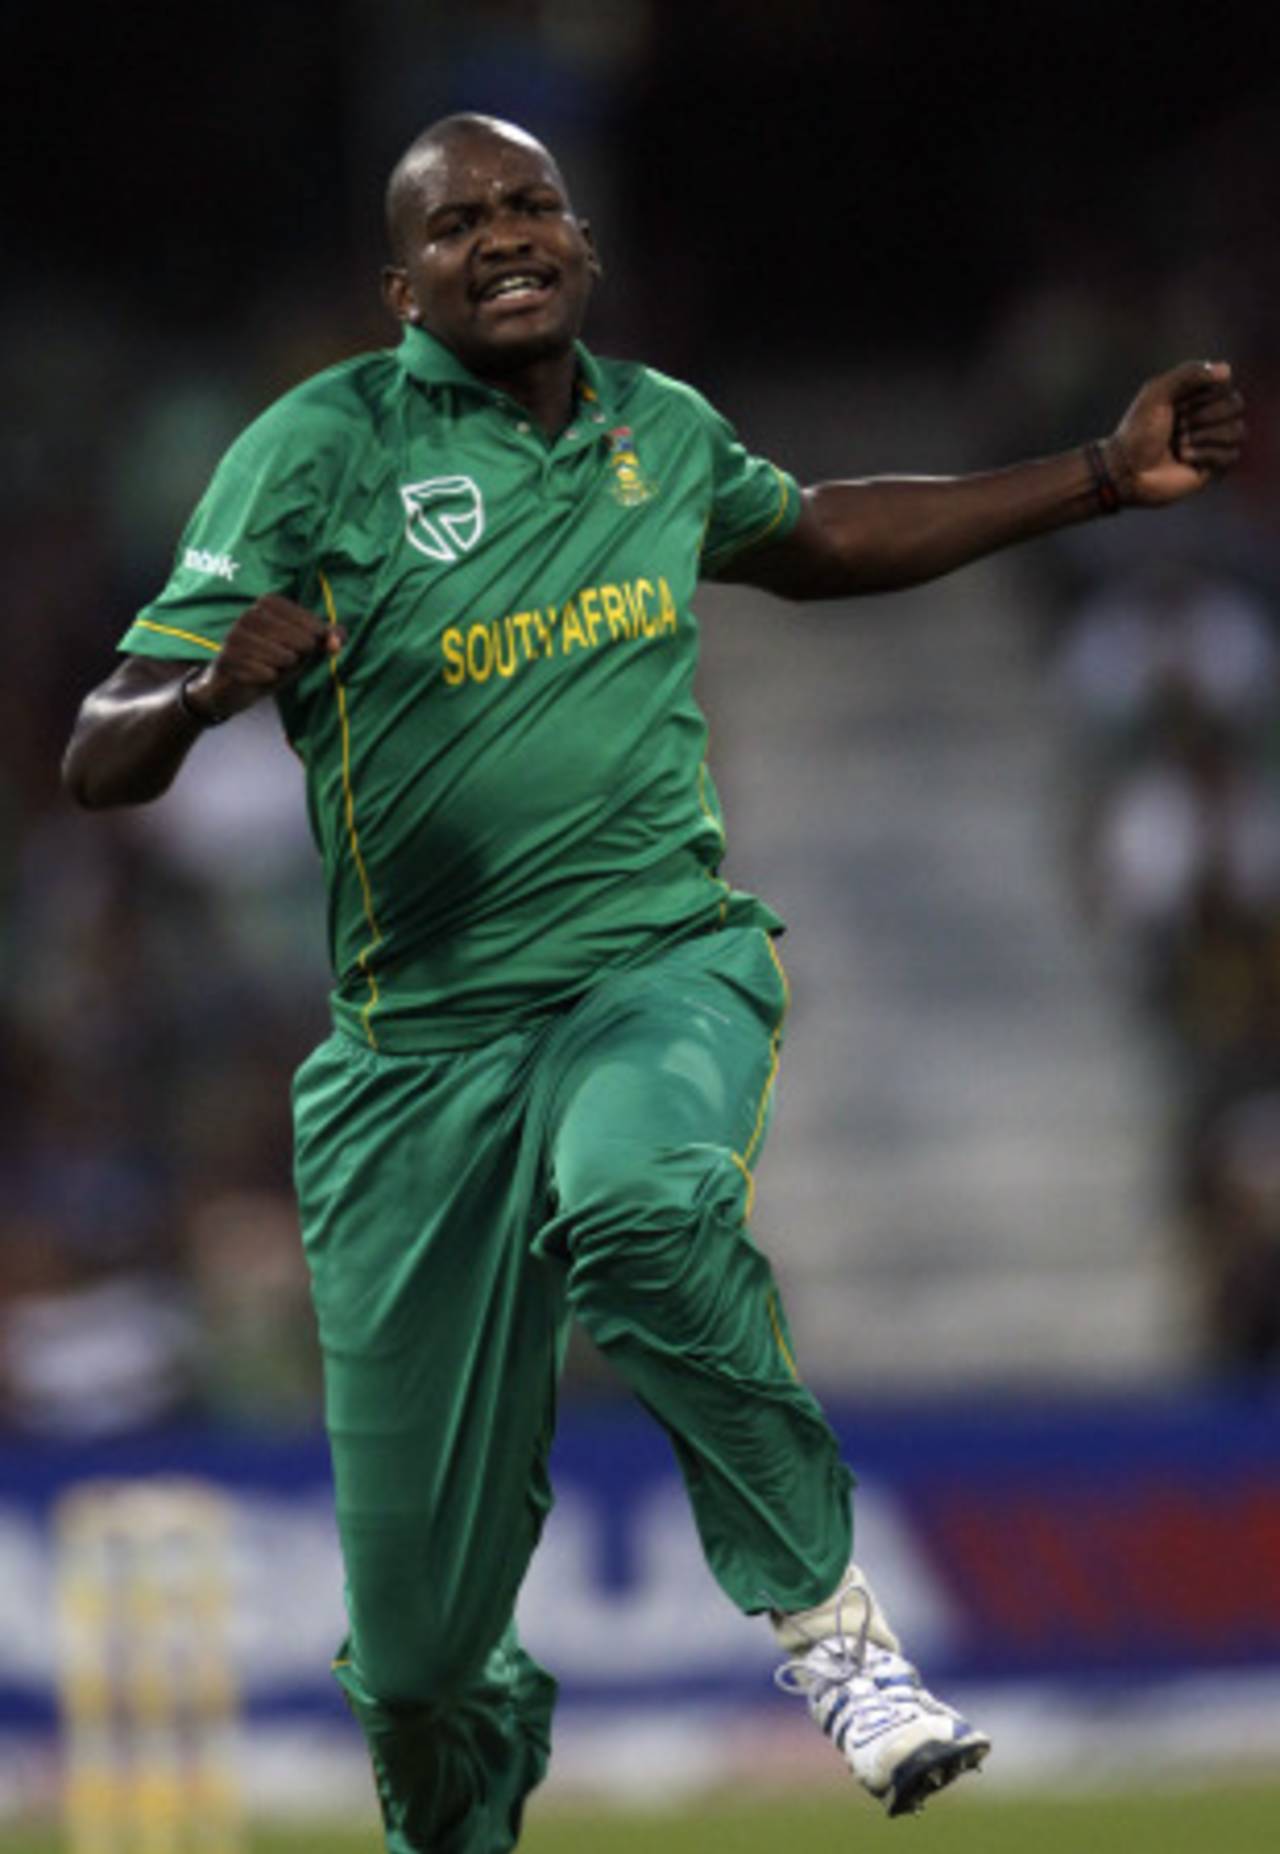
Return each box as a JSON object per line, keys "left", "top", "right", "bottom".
{"left": 425, "top": 178, "right": 564, "bottom": 217}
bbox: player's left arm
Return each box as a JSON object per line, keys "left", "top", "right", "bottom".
{"left": 723, "top": 360, "right": 1244, "bottom": 601}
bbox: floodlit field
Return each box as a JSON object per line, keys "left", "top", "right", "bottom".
{"left": 3, "top": 1786, "right": 1280, "bottom": 1854}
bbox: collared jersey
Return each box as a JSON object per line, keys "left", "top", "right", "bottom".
{"left": 120, "top": 326, "right": 802, "bottom": 1052}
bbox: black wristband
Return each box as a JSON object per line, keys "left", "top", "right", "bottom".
{"left": 177, "top": 665, "right": 229, "bottom": 727}
{"left": 1084, "top": 441, "right": 1122, "bottom": 516}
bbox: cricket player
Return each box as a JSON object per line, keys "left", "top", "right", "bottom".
{"left": 63, "top": 113, "right": 1244, "bottom": 1851}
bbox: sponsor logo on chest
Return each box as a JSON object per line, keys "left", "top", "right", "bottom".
{"left": 399, "top": 476, "right": 485, "bottom": 563}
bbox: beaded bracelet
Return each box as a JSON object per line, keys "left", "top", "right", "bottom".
{"left": 1084, "top": 441, "right": 1122, "bottom": 516}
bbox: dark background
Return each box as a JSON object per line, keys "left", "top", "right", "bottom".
{"left": 10, "top": 0, "right": 1280, "bottom": 360}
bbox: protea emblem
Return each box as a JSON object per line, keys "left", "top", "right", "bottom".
{"left": 399, "top": 477, "right": 485, "bottom": 563}
{"left": 606, "top": 428, "right": 657, "bottom": 507}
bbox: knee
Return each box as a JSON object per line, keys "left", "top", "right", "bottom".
{"left": 342, "top": 1544, "right": 503, "bottom": 1708}
{"left": 548, "top": 1141, "right": 762, "bottom": 1349}
{"left": 350, "top": 1598, "right": 473, "bottom": 1709}
{"left": 553, "top": 1138, "right": 746, "bottom": 1239}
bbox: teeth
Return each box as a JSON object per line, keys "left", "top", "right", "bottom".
{"left": 489, "top": 275, "right": 544, "bottom": 298}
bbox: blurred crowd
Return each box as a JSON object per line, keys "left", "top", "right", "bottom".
{"left": 3, "top": 4, "right": 1280, "bottom": 1433}
{"left": 1050, "top": 560, "right": 1280, "bottom": 1372}
{"left": 967, "top": 88, "right": 1280, "bottom": 1378}
{"left": 0, "top": 303, "right": 358, "bottom": 1437}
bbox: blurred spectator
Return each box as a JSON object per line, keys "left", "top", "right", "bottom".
{"left": 183, "top": 1188, "right": 322, "bottom": 1426}
{"left": 1055, "top": 565, "right": 1278, "bottom": 746}
{"left": 1087, "top": 708, "right": 1280, "bottom": 1020}
{"left": 1182, "top": 1090, "right": 1280, "bottom": 1373}
{"left": 0, "top": 1222, "right": 200, "bottom": 1437}
{"left": 1050, "top": 560, "right": 1280, "bottom": 1374}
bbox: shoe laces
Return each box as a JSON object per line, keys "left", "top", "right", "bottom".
{"left": 773, "top": 1571, "right": 876, "bottom": 1697}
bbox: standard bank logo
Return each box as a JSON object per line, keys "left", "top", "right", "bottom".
{"left": 399, "top": 477, "right": 485, "bottom": 564}
{"left": 184, "top": 547, "right": 240, "bottom": 581}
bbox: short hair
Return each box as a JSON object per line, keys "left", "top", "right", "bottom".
{"left": 384, "top": 114, "right": 568, "bottom": 263}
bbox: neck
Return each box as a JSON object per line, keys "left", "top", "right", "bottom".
{"left": 474, "top": 348, "right": 578, "bottom": 437}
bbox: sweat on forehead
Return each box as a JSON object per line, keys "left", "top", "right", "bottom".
{"left": 384, "top": 114, "right": 567, "bottom": 256}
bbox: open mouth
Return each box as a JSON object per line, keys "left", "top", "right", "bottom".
{"left": 476, "top": 269, "right": 558, "bottom": 312}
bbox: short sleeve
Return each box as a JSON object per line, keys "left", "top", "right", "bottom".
{"left": 119, "top": 399, "right": 335, "bottom": 660}
{"left": 696, "top": 399, "right": 802, "bottom": 579}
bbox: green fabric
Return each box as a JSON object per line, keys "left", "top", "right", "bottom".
{"left": 334, "top": 1629, "right": 556, "bottom": 1854}
{"left": 293, "top": 927, "right": 853, "bottom": 1853}
{"left": 119, "top": 326, "right": 799, "bottom": 1053}
{"left": 122, "top": 324, "right": 847, "bottom": 1852}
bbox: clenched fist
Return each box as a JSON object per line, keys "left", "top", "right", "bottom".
{"left": 182, "top": 595, "right": 345, "bottom": 722}
{"left": 1104, "top": 360, "right": 1245, "bottom": 509}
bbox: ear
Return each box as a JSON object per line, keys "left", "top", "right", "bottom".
{"left": 382, "top": 265, "right": 420, "bottom": 323}
{"left": 579, "top": 220, "right": 603, "bottom": 281}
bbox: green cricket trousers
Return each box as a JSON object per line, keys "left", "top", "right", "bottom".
{"left": 292, "top": 925, "right": 854, "bottom": 1853}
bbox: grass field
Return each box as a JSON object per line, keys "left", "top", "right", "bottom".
{"left": 2, "top": 1786, "right": 1279, "bottom": 1854}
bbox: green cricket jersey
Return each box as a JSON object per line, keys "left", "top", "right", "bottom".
{"left": 120, "top": 325, "right": 802, "bottom": 1052}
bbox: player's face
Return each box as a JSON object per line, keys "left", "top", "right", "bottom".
{"left": 387, "top": 132, "right": 598, "bottom": 378}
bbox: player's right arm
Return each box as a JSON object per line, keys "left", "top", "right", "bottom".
{"left": 62, "top": 595, "right": 342, "bottom": 810}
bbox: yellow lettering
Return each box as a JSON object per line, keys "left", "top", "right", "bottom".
{"left": 442, "top": 628, "right": 466, "bottom": 687}
{"left": 560, "top": 598, "right": 589, "bottom": 653}
{"left": 444, "top": 578, "right": 676, "bottom": 690}
{"left": 492, "top": 617, "right": 519, "bottom": 678}
{"left": 466, "top": 622, "right": 493, "bottom": 684}
{"left": 601, "top": 584, "right": 629, "bottom": 641}
{"left": 659, "top": 577, "right": 678, "bottom": 634}
{"left": 630, "top": 578, "right": 655, "bottom": 638}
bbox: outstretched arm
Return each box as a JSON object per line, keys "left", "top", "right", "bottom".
{"left": 63, "top": 595, "right": 342, "bottom": 809}
{"left": 726, "top": 361, "right": 1244, "bottom": 601}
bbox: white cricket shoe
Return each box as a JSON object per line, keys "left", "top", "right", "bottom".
{"left": 773, "top": 1565, "right": 990, "bottom": 1816}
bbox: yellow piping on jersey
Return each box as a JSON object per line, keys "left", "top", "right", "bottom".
{"left": 704, "top": 464, "right": 794, "bottom": 569}
{"left": 134, "top": 618, "right": 220, "bottom": 653}
{"left": 730, "top": 933, "right": 789, "bottom": 1200}
{"left": 734, "top": 941, "right": 793, "bottom": 1379}
{"left": 319, "top": 571, "right": 383, "bottom": 1048}
{"left": 767, "top": 1289, "right": 799, "bottom": 1381}
{"left": 729, "top": 1150, "right": 757, "bottom": 1220}
{"left": 731, "top": 935, "right": 794, "bottom": 1378}
{"left": 743, "top": 933, "right": 789, "bottom": 1167}
{"left": 742, "top": 463, "right": 794, "bottom": 553}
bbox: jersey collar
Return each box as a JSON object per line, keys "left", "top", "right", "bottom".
{"left": 396, "top": 324, "right": 612, "bottom": 418}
